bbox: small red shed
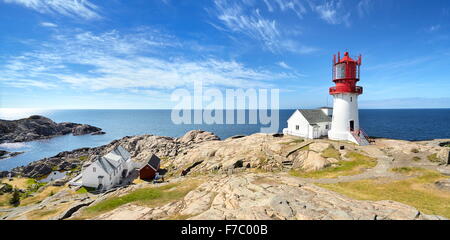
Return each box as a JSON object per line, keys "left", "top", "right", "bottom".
{"left": 139, "top": 154, "right": 161, "bottom": 180}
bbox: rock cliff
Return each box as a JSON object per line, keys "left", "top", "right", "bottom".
{"left": 0, "top": 115, "right": 103, "bottom": 143}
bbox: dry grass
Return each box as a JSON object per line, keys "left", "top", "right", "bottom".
{"left": 20, "top": 186, "right": 65, "bottom": 206}
{"left": 0, "top": 193, "right": 12, "bottom": 208}
{"left": 165, "top": 214, "right": 197, "bottom": 220}
{"left": 317, "top": 168, "right": 450, "bottom": 218}
{"left": 0, "top": 178, "right": 34, "bottom": 190}
{"left": 19, "top": 202, "right": 74, "bottom": 220}
{"left": 25, "top": 208, "right": 60, "bottom": 220}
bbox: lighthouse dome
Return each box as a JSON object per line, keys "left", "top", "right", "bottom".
{"left": 339, "top": 52, "right": 356, "bottom": 63}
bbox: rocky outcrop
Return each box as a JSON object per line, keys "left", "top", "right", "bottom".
{"left": 91, "top": 174, "right": 445, "bottom": 220}
{"left": 437, "top": 148, "right": 450, "bottom": 165}
{"left": 0, "top": 115, "right": 103, "bottom": 143}
{"left": 11, "top": 130, "right": 220, "bottom": 178}
{"left": 0, "top": 150, "right": 24, "bottom": 160}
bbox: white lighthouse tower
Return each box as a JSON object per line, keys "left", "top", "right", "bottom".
{"left": 328, "top": 52, "right": 369, "bottom": 145}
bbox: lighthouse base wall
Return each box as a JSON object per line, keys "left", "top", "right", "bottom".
{"left": 328, "top": 93, "right": 360, "bottom": 144}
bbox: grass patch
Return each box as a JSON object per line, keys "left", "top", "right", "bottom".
{"left": 391, "top": 167, "right": 424, "bottom": 175}
{"left": 412, "top": 156, "right": 421, "bottom": 162}
{"left": 321, "top": 146, "right": 341, "bottom": 160}
{"left": 1, "top": 178, "right": 35, "bottom": 190}
{"left": 289, "top": 151, "right": 377, "bottom": 179}
{"left": 299, "top": 145, "right": 309, "bottom": 151}
{"left": 0, "top": 193, "right": 12, "bottom": 208}
{"left": 317, "top": 168, "right": 450, "bottom": 218}
{"left": 26, "top": 208, "right": 60, "bottom": 220}
{"left": 79, "top": 156, "right": 88, "bottom": 161}
{"left": 75, "top": 186, "right": 96, "bottom": 194}
{"left": 78, "top": 181, "right": 199, "bottom": 219}
{"left": 427, "top": 153, "right": 440, "bottom": 163}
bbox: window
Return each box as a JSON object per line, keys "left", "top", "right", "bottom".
{"left": 335, "top": 63, "right": 346, "bottom": 79}
{"left": 325, "top": 125, "right": 329, "bottom": 130}
{"left": 93, "top": 167, "right": 96, "bottom": 173}
{"left": 295, "top": 125, "right": 299, "bottom": 130}
{"left": 350, "top": 97, "right": 353, "bottom": 102}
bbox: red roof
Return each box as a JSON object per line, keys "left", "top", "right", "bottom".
{"left": 339, "top": 52, "right": 356, "bottom": 63}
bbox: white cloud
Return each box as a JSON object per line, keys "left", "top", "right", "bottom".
{"left": 213, "top": 0, "right": 280, "bottom": 52}
{"left": 277, "top": 61, "right": 291, "bottom": 69}
{"left": 40, "top": 22, "right": 57, "bottom": 28}
{"left": 308, "top": 0, "right": 350, "bottom": 26}
{"left": 3, "top": 0, "right": 100, "bottom": 19}
{"left": 211, "top": 0, "right": 317, "bottom": 54}
{"left": 274, "top": 0, "right": 307, "bottom": 18}
{"left": 0, "top": 28, "right": 296, "bottom": 92}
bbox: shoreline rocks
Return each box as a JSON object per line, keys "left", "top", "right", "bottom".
{"left": 0, "top": 115, "right": 103, "bottom": 143}
{"left": 0, "top": 150, "right": 24, "bottom": 160}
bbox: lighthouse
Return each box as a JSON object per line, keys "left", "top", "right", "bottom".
{"left": 327, "top": 51, "right": 369, "bottom": 145}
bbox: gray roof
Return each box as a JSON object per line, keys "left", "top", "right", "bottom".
{"left": 110, "top": 146, "right": 131, "bottom": 161}
{"left": 147, "top": 154, "right": 161, "bottom": 169}
{"left": 139, "top": 154, "right": 161, "bottom": 170}
{"left": 298, "top": 109, "right": 331, "bottom": 124}
{"left": 96, "top": 156, "right": 117, "bottom": 175}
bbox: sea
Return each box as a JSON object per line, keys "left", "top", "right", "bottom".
{"left": 0, "top": 109, "right": 449, "bottom": 171}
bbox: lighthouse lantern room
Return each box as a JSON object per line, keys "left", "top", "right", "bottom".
{"left": 327, "top": 52, "right": 369, "bottom": 145}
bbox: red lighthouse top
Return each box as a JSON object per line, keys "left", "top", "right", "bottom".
{"left": 330, "top": 51, "right": 363, "bottom": 95}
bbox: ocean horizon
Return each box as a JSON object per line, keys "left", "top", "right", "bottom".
{"left": 1, "top": 108, "right": 450, "bottom": 171}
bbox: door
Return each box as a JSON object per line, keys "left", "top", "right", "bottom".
{"left": 349, "top": 120, "right": 354, "bottom": 132}
{"left": 98, "top": 176, "right": 104, "bottom": 190}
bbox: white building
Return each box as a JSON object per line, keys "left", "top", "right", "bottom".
{"left": 81, "top": 146, "right": 134, "bottom": 191}
{"left": 283, "top": 107, "right": 332, "bottom": 139}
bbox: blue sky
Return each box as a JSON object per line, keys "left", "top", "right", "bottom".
{"left": 0, "top": 0, "right": 449, "bottom": 109}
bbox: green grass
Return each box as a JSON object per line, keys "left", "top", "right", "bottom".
{"left": 21, "top": 180, "right": 46, "bottom": 198}
{"left": 75, "top": 187, "right": 95, "bottom": 194}
{"left": 79, "top": 182, "right": 198, "bottom": 218}
{"left": 412, "top": 156, "right": 421, "bottom": 162}
{"left": 26, "top": 179, "right": 39, "bottom": 185}
{"left": 427, "top": 153, "right": 440, "bottom": 163}
{"left": 289, "top": 151, "right": 377, "bottom": 179}
{"left": 321, "top": 146, "right": 341, "bottom": 160}
{"left": 317, "top": 168, "right": 450, "bottom": 218}
{"left": 299, "top": 145, "right": 309, "bottom": 151}
{"left": 78, "top": 156, "right": 88, "bottom": 161}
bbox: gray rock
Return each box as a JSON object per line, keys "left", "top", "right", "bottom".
{"left": 72, "top": 124, "right": 102, "bottom": 136}
{"left": 0, "top": 115, "right": 103, "bottom": 143}
{"left": 435, "top": 179, "right": 450, "bottom": 191}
